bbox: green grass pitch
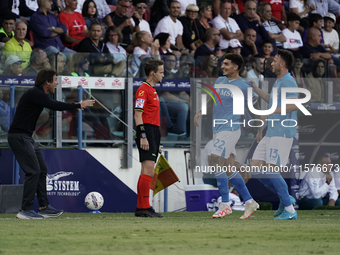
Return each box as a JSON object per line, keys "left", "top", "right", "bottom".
{"left": 1, "top": 210, "right": 339, "bottom": 255}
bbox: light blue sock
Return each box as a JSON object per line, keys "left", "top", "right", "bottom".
{"left": 268, "top": 172, "right": 291, "bottom": 207}
{"left": 228, "top": 172, "right": 252, "bottom": 201}
{"left": 214, "top": 170, "right": 229, "bottom": 203}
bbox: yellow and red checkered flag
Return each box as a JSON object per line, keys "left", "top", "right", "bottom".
{"left": 150, "top": 155, "right": 179, "bottom": 196}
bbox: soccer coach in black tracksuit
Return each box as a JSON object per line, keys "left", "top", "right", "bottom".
{"left": 8, "top": 69, "right": 95, "bottom": 219}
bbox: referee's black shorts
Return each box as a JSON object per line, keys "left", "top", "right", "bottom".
{"left": 135, "top": 124, "right": 161, "bottom": 162}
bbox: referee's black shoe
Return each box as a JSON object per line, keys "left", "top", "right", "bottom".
{"left": 135, "top": 207, "right": 163, "bottom": 218}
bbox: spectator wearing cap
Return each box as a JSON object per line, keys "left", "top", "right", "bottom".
{"left": 198, "top": 2, "right": 212, "bottom": 33}
{"left": 322, "top": 13, "right": 339, "bottom": 54}
{"left": 308, "top": 0, "right": 340, "bottom": 17}
{"left": 241, "top": 29, "right": 258, "bottom": 57}
{"left": 211, "top": 1, "right": 243, "bottom": 50}
{"left": 227, "top": 39, "right": 242, "bottom": 55}
{"left": 154, "top": 33, "right": 172, "bottom": 55}
{"left": 2, "top": 21, "right": 32, "bottom": 69}
{"left": 2, "top": 55, "right": 25, "bottom": 76}
{"left": 154, "top": 1, "right": 188, "bottom": 55}
{"left": 58, "top": 0, "right": 88, "bottom": 50}
{"left": 302, "top": 13, "right": 325, "bottom": 43}
{"left": 30, "top": 0, "right": 75, "bottom": 54}
{"left": 258, "top": 2, "right": 286, "bottom": 50}
{"left": 178, "top": 4, "right": 206, "bottom": 52}
{"left": 82, "top": 0, "right": 108, "bottom": 39}
{"left": 194, "top": 27, "right": 223, "bottom": 59}
{"left": 0, "top": 0, "right": 35, "bottom": 25}
{"left": 23, "top": 49, "right": 51, "bottom": 76}
{"left": 281, "top": 12, "right": 303, "bottom": 51}
{"left": 105, "top": 0, "right": 139, "bottom": 52}
{"left": 235, "top": 0, "right": 271, "bottom": 55}
{"left": 130, "top": 0, "right": 151, "bottom": 35}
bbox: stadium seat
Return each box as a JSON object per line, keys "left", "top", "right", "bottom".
{"left": 108, "top": 5, "right": 116, "bottom": 12}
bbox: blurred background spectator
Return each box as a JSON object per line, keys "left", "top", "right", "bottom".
{"left": 130, "top": 0, "right": 151, "bottom": 35}
{"left": 82, "top": 0, "right": 107, "bottom": 39}
{"left": 104, "top": 26, "right": 127, "bottom": 64}
{"left": 30, "top": 0, "right": 74, "bottom": 54}
{"left": 3, "top": 55, "right": 25, "bottom": 76}
{"left": 178, "top": 4, "right": 205, "bottom": 53}
{"left": 154, "top": 33, "right": 172, "bottom": 55}
{"left": 23, "top": 48, "right": 51, "bottom": 76}
{"left": 198, "top": 2, "right": 212, "bottom": 32}
{"left": 196, "top": 52, "right": 219, "bottom": 78}
{"left": 282, "top": 12, "right": 303, "bottom": 51}
{"left": 58, "top": 0, "right": 87, "bottom": 50}
{"left": 306, "top": 59, "right": 326, "bottom": 102}
{"left": 322, "top": 13, "right": 339, "bottom": 54}
{"left": 2, "top": 21, "right": 32, "bottom": 68}
{"left": 162, "top": 52, "right": 178, "bottom": 79}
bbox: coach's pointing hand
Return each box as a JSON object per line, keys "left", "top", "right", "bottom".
{"left": 79, "top": 100, "right": 95, "bottom": 110}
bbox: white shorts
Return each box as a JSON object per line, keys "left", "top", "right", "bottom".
{"left": 211, "top": 129, "right": 241, "bottom": 159}
{"left": 252, "top": 136, "right": 293, "bottom": 167}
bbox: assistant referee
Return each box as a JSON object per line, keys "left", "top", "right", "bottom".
{"left": 134, "top": 59, "right": 164, "bottom": 218}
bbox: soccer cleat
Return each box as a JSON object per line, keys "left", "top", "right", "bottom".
{"left": 240, "top": 200, "right": 259, "bottom": 219}
{"left": 135, "top": 207, "right": 163, "bottom": 218}
{"left": 273, "top": 196, "right": 296, "bottom": 217}
{"left": 274, "top": 210, "right": 298, "bottom": 220}
{"left": 38, "top": 205, "right": 64, "bottom": 218}
{"left": 212, "top": 203, "right": 232, "bottom": 218}
{"left": 16, "top": 210, "right": 44, "bottom": 219}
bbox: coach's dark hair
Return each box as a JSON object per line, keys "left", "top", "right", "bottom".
{"left": 276, "top": 49, "right": 294, "bottom": 69}
{"left": 287, "top": 12, "right": 301, "bottom": 23}
{"left": 316, "top": 154, "right": 330, "bottom": 164}
{"left": 309, "top": 13, "right": 322, "bottom": 27}
{"left": 145, "top": 59, "right": 164, "bottom": 76}
{"left": 35, "top": 69, "right": 56, "bottom": 88}
{"left": 224, "top": 53, "right": 244, "bottom": 71}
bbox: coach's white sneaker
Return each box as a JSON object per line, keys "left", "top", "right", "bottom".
{"left": 212, "top": 203, "right": 232, "bottom": 218}
{"left": 240, "top": 200, "right": 259, "bottom": 219}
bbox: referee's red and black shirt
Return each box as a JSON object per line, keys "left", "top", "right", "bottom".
{"left": 134, "top": 81, "right": 160, "bottom": 126}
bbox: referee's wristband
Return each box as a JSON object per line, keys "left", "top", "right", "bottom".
{"left": 137, "top": 124, "right": 146, "bottom": 138}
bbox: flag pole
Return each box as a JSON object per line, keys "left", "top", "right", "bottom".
{"left": 164, "top": 151, "right": 168, "bottom": 213}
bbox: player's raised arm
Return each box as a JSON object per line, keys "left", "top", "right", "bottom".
{"left": 250, "top": 80, "right": 270, "bottom": 103}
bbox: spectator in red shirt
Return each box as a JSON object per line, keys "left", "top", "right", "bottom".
{"left": 58, "top": 0, "right": 88, "bottom": 50}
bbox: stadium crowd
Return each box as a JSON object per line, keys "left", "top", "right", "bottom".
{"left": 1, "top": 0, "right": 340, "bottom": 137}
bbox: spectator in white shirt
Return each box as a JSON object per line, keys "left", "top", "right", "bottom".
{"left": 130, "top": 1, "right": 151, "bottom": 35}
{"left": 282, "top": 12, "right": 303, "bottom": 50}
{"left": 211, "top": 1, "right": 243, "bottom": 50}
{"left": 298, "top": 155, "right": 340, "bottom": 209}
{"left": 104, "top": 26, "right": 127, "bottom": 63}
{"left": 322, "top": 13, "right": 339, "bottom": 54}
{"left": 131, "top": 31, "right": 160, "bottom": 77}
{"left": 154, "top": 0, "right": 188, "bottom": 54}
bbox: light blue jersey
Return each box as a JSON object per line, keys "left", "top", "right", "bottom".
{"left": 212, "top": 76, "right": 257, "bottom": 133}
{"left": 266, "top": 72, "right": 298, "bottom": 138}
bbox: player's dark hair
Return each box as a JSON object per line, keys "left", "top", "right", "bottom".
{"left": 145, "top": 59, "right": 164, "bottom": 76}
{"left": 316, "top": 154, "right": 330, "bottom": 164}
{"left": 224, "top": 53, "right": 244, "bottom": 71}
{"left": 309, "top": 13, "right": 322, "bottom": 27}
{"left": 276, "top": 49, "right": 294, "bottom": 69}
{"left": 287, "top": 12, "right": 301, "bottom": 23}
{"left": 35, "top": 69, "right": 56, "bottom": 88}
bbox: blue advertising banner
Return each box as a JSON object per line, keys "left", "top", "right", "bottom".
{"left": 133, "top": 78, "right": 190, "bottom": 91}
{"left": 0, "top": 149, "right": 136, "bottom": 213}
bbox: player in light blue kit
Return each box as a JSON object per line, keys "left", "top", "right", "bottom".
{"left": 251, "top": 49, "right": 299, "bottom": 220}
{"left": 195, "top": 53, "right": 261, "bottom": 219}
